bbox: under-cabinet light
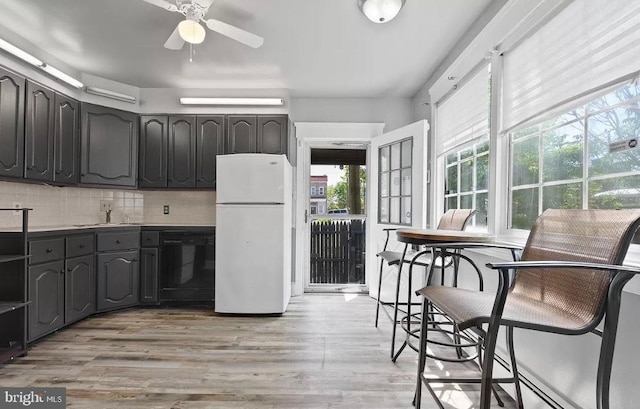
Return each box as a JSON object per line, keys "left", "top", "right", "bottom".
{"left": 85, "top": 86, "right": 137, "bottom": 104}
{"left": 179, "top": 97, "right": 284, "bottom": 106}
{"left": 0, "top": 37, "right": 43, "bottom": 67}
{"left": 40, "top": 64, "right": 84, "bottom": 88}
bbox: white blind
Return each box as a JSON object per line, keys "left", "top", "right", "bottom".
{"left": 435, "top": 65, "right": 490, "bottom": 156}
{"left": 502, "top": 0, "right": 640, "bottom": 132}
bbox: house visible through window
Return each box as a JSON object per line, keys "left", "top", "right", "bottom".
{"left": 509, "top": 81, "right": 640, "bottom": 230}
{"left": 379, "top": 138, "right": 412, "bottom": 225}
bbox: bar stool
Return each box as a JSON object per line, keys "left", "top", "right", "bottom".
{"left": 374, "top": 209, "right": 476, "bottom": 361}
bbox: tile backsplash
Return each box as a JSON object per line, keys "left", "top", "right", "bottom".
{"left": 0, "top": 181, "right": 216, "bottom": 228}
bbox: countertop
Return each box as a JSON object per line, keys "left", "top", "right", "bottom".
{"left": 0, "top": 223, "right": 216, "bottom": 234}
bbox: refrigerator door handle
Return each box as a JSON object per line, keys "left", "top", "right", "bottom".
{"left": 305, "top": 209, "right": 308, "bottom": 224}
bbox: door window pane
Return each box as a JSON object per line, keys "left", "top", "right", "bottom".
{"left": 390, "top": 170, "right": 401, "bottom": 196}
{"left": 378, "top": 137, "right": 412, "bottom": 225}
{"left": 401, "top": 170, "right": 411, "bottom": 196}
{"left": 380, "top": 146, "right": 390, "bottom": 172}
{"left": 401, "top": 197, "right": 412, "bottom": 225}
{"left": 401, "top": 140, "right": 412, "bottom": 168}
{"left": 391, "top": 143, "right": 401, "bottom": 169}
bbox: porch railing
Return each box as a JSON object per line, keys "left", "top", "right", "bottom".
{"left": 310, "top": 219, "right": 366, "bottom": 284}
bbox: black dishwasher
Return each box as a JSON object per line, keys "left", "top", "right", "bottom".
{"left": 159, "top": 232, "right": 215, "bottom": 303}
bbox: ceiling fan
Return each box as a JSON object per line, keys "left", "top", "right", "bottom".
{"left": 142, "top": 0, "right": 264, "bottom": 49}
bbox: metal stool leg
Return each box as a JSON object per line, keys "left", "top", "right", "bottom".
{"left": 375, "top": 254, "right": 385, "bottom": 327}
{"left": 390, "top": 244, "right": 409, "bottom": 360}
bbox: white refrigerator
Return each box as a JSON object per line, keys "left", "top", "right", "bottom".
{"left": 215, "top": 154, "right": 292, "bottom": 314}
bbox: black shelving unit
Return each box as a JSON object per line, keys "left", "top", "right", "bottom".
{"left": 0, "top": 208, "right": 30, "bottom": 364}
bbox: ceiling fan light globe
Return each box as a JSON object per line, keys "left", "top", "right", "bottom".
{"left": 178, "top": 20, "right": 206, "bottom": 44}
{"left": 361, "top": 0, "right": 404, "bottom": 24}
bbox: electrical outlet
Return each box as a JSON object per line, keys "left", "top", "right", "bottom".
{"left": 100, "top": 200, "right": 113, "bottom": 211}
{"left": 12, "top": 202, "right": 21, "bottom": 216}
{"left": 163, "top": 205, "right": 170, "bottom": 215}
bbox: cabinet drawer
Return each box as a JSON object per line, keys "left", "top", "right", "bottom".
{"left": 97, "top": 232, "right": 140, "bottom": 252}
{"left": 140, "top": 231, "right": 159, "bottom": 247}
{"left": 29, "top": 238, "right": 65, "bottom": 264}
{"left": 66, "top": 235, "right": 94, "bottom": 258}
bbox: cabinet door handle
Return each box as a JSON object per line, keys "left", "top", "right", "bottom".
{"left": 67, "top": 268, "right": 73, "bottom": 272}
{"left": 132, "top": 259, "right": 138, "bottom": 262}
{"left": 46, "top": 248, "right": 53, "bottom": 253}
{"left": 26, "top": 166, "right": 34, "bottom": 170}
{"left": 116, "top": 240, "right": 121, "bottom": 244}
{"left": 79, "top": 244, "right": 85, "bottom": 248}
{"left": 61, "top": 270, "right": 66, "bottom": 274}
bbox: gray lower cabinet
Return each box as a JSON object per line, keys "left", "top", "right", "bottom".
{"left": 65, "top": 255, "right": 95, "bottom": 323}
{"left": 28, "top": 261, "right": 65, "bottom": 341}
{"left": 27, "top": 234, "right": 95, "bottom": 342}
{"left": 140, "top": 248, "right": 158, "bottom": 304}
{"left": 96, "top": 250, "right": 139, "bottom": 311}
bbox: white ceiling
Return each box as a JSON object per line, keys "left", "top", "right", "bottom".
{"left": 0, "top": 0, "right": 493, "bottom": 98}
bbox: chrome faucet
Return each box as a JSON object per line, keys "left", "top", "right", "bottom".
{"left": 106, "top": 209, "right": 112, "bottom": 224}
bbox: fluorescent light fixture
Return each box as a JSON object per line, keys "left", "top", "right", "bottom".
{"left": 180, "top": 97, "right": 284, "bottom": 106}
{"left": 0, "top": 37, "right": 83, "bottom": 89}
{"left": 40, "top": 64, "right": 84, "bottom": 88}
{"left": 85, "top": 86, "right": 137, "bottom": 104}
{"left": 0, "top": 37, "right": 43, "bottom": 66}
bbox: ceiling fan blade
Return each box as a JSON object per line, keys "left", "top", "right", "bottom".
{"left": 164, "top": 25, "right": 185, "bottom": 50}
{"left": 194, "top": 0, "right": 215, "bottom": 9}
{"left": 204, "top": 18, "right": 264, "bottom": 48}
{"left": 141, "top": 0, "right": 179, "bottom": 12}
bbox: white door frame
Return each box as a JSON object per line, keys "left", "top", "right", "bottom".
{"left": 293, "top": 122, "right": 385, "bottom": 296}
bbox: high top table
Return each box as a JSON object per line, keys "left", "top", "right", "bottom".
{"left": 390, "top": 228, "right": 497, "bottom": 361}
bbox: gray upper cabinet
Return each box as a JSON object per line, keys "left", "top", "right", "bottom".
{"left": 80, "top": 103, "right": 138, "bottom": 187}
{"left": 168, "top": 115, "right": 196, "bottom": 188}
{"left": 226, "top": 115, "right": 288, "bottom": 156}
{"left": 139, "top": 115, "right": 168, "bottom": 188}
{"left": 257, "top": 115, "right": 288, "bottom": 155}
{"left": 196, "top": 115, "right": 223, "bottom": 189}
{"left": 54, "top": 93, "right": 80, "bottom": 185}
{"left": 226, "top": 115, "right": 257, "bottom": 154}
{"left": 25, "top": 80, "right": 55, "bottom": 181}
{"left": 0, "top": 66, "right": 25, "bottom": 178}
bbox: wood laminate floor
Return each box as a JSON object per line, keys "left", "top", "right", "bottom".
{"left": 0, "top": 295, "right": 515, "bottom": 408}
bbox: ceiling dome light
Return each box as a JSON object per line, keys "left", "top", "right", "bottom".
{"left": 178, "top": 19, "right": 206, "bottom": 44}
{"left": 358, "top": 0, "right": 406, "bottom": 24}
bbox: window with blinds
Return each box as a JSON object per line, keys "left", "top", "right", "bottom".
{"left": 435, "top": 64, "right": 491, "bottom": 156}
{"left": 502, "top": 0, "right": 640, "bottom": 133}
{"left": 505, "top": 0, "right": 640, "bottom": 230}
